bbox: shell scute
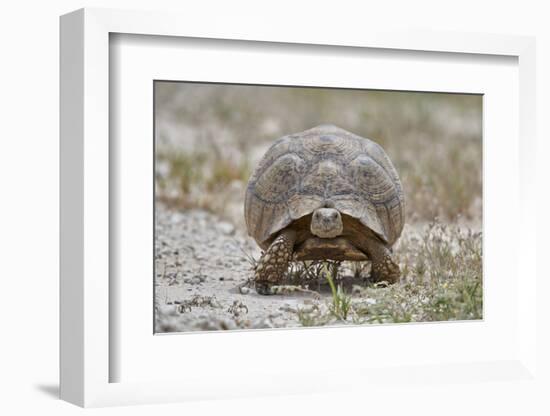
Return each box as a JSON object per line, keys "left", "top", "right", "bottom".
{"left": 245, "top": 125, "right": 405, "bottom": 247}
{"left": 253, "top": 153, "right": 304, "bottom": 203}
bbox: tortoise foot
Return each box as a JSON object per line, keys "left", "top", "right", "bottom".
{"left": 254, "top": 229, "right": 296, "bottom": 295}
{"left": 371, "top": 254, "right": 400, "bottom": 284}
{"left": 254, "top": 281, "right": 275, "bottom": 296}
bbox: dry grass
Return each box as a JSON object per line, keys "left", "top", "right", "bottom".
{"left": 155, "top": 83, "right": 481, "bottom": 226}
{"left": 275, "top": 221, "right": 483, "bottom": 326}
{"left": 154, "top": 82, "right": 483, "bottom": 325}
{"left": 233, "top": 220, "right": 482, "bottom": 326}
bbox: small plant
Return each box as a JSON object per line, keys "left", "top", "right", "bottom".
{"left": 233, "top": 238, "right": 259, "bottom": 270}
{"left": 227, "top": 300, "right": 249, "bottom": 318}
{"left": 175, "top": 294, "right": 221, "bottom": 313}
{"left": 206, "top": 157, "right": 250, "bottom": 191}
{"left": 350, "top": 261, "right": 370, "bottom": 280}
{"left": 164, "top": 151, "right": 206, "bottom": 194}
{"left": 296, "top": 304, "right": 327, "bottom": 327}
{"left": 323, "top": 262, "right": 352, "bottom": 320}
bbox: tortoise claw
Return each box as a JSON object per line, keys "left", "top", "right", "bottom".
{"left": 255, "top": 281, "right": 275, "bottom": 296}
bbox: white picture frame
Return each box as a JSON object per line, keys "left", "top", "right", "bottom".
{"left": 60, "top": 7, "right": 538, "bottom": 408}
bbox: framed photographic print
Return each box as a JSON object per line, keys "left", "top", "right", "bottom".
{"left": 60, "top": 8, "right": 539, "bottom": 408}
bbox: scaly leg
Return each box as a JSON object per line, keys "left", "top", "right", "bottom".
{"left": 254, "top": 229, "right": 296, "bottom": 295}
{"left": 364, "top": 238, "right": 400, "bottom": 284}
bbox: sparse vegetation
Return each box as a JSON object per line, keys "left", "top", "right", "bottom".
{"left": 269, "top": 221, "right": 482, "bottom": 326}
{"left": 154, "top": 82, "right": 483, "bottom": 332}
{"left": 155, "top": 84, "right": 481, "bottom": 226}
{"left": 227, "top": 220, "right": 482, "bottom": 327}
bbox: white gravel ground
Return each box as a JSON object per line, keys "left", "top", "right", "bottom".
{"left": 155, "top": 204, "right": 336, "bottom": 332}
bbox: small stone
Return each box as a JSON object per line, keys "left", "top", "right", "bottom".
{"left": 217, "top": 222, "right": 235, "bottom": 236}
{"left": 171, "top": 213, "right": 184, "bottom": 223}
{"left": 252, "top": 318, "right": 274, "bottom": 329}
{"left": 219, "top": 318, "right": 238, "bottom": 330}
{"left": 239, "top": 286, "right": 250, "bottom": 294}
{"left": 191, "top": 277, "right": 201, "bottom": 284}
{"left": 157, "top": 305, "right": 178, "bottom": 317}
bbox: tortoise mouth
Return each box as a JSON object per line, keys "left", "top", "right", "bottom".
{"left": 293, "top": 237, "right": 369, "bottom": 261}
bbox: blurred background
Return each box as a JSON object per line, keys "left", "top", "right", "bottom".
{"left": 155, "top": 82, "right": 482, "bottom": 233}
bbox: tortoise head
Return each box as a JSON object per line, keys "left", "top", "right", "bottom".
{"left": 310, "top": 205, "right": 343, "bottom": 238}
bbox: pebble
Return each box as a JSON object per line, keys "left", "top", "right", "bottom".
{"left": 171, "top": 213, "right": 184, "bottom": 223}
{"left": 217, "top": 222, "right": 235, "bottom": 235}
{"left": 156, "top": 205, "right": 325, "bottom": 333}
{"left": 298, "top": 305, "right": 316, "bottom": 314}
{"left": 251, "top": 318, "right": 274, "bottom": 329}
{"left": 157, "top": 305, "right": 178, "bottom": 317}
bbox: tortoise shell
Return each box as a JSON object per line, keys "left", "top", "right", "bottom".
{"left": 244, "top": 124, "right": 405, "bottom": 250}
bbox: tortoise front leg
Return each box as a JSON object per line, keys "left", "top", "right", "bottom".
{"left": 364, "top": 238, "right": 401, "bottom": 284}
{"left": 254, "top": 229, "right": 296, "bottom": 295}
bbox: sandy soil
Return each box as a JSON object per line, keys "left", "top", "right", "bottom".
{"left": 155, "top": 204, "right": 336, "bottom": 332}
{"left": 153, "top": 85, "right": 483, "bottom": 332}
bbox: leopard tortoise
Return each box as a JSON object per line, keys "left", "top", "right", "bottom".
{"left": 244, "top": 124, "right": 405, "bottom": 295}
